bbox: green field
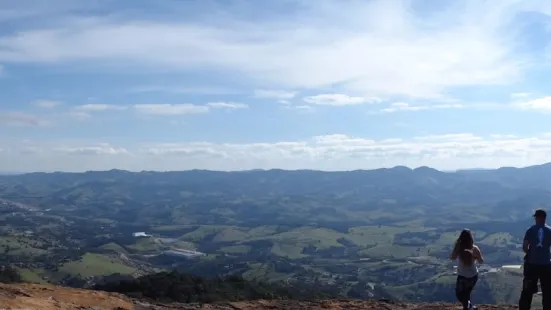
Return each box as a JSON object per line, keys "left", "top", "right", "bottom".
{"left": 15, "top": 268, "right": 47, "bottom": 284}
{"left": 0, "top": 235, "right": 48, "bottom": 256}
{"left": 59, "top": 253, "right": 136, "bottom": 278}
{"left": 99, "top": 242, "right": 128, "bottom": 254}
{"left": 126, "top": 237, "right": 161, "bottom": 252}
{"left": 220, "top": 245, "right": 251, "bottom": 254}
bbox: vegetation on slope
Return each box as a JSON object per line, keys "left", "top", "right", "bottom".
{"left": 94, "top": 271, "right": 338, "bottom": 303}
{"left": 0, "top": 265, "right": 22, "bottom": 284}
{"left": 2, "top": 165, "right": 551, "bottom": 304}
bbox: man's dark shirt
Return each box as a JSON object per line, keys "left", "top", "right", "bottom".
{"left": 524, "top": 224, "right": 551, "bottom": 265}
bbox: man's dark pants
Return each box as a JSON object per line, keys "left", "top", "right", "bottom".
{"left": 519, "top": 263, "right": 551, "bottom": 310}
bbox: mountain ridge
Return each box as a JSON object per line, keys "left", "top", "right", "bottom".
{"left": 7, "top": 160, "right": 551, "bottom": 174}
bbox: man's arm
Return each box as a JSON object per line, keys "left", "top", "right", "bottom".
{"left": 523, "top": 228, "right": 531, "bottom": 253}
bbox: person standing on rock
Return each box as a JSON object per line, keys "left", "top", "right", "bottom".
{"left": 519, "top": 209, "right": 551, "bottom": 310}
{"left": 450, "top": 229, "right": 484, "bottom": 310}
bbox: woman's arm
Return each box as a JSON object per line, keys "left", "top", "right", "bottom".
{"left": 450, "top": 243, "right": 459, "bottom": 260}
{"left": 473, "top": 245, "right": 484, "bottom": 263}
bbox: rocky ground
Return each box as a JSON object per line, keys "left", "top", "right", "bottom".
{"left": 0, "top": 282, "right": 523, "bottom": 310}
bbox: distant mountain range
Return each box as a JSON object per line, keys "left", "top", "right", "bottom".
{"left": 2, "top": 162, "right": 551, "bottom": 224}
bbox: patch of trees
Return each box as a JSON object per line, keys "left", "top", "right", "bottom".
{"left": 95, "top": 273, "right": 135, "bottom": 285}
{"left": 94, "top": 271, "right": 337, "bottom": 303}
{"left": 174, "top": 258, "right": 249, "bottom": 278}
{"left": 347, "top": 281, "right": 373, "bottom": 299}
{"left": 194, "top": 235, "right": 228, "bottom": 252}
{"left": 150, "top": 226, "right": 198, "bottom": 238}
{"left": 337, "top": 237, "right": 357, "bottom": 247}
{"left": 393, "top": 231, "right": 440, "bottom": 246}
{"left": 0, "top": 265, "right": 22, "bottom": 284}
{"left": 59, "top": 275, "right": 87, "bottom": 288}
{"left": 314, "top": 221, "right": 367, "bottom": 234}
{"left": 272, "top": 260, "right": 302, "bottom": 274}
{"left": 243, "top": 239, "right": 273, "bottom": 249}
{"left": 302, "top": 245, "right": 351, "bottom": 258}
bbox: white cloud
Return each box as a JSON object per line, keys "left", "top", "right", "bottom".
{"left": 65, "top": 111, "right": 92, "bottom": 121}
{"left": 282, "top": 104, "right": 315, "bottom": 113}
{"left": 71, "top": 102, "right": 247, "bottom": 117}
{"left": 510, "top": 92, "right": 532, "bottom": 99}
{"left": 294, "top": 105, "right": 314, "bottom": 111}
{"left": 0, "top": 0, "right": 539, "bottom": 98}
{"left": 134, "top": 133, "right": 551, "bottom": 170}
{"left": 514, "top": 96, "right": 551, "bottom": 111}
{"left": 303, "top": 94, "right": 380, "bottom": 106}
{"left": 413, "top": 133, "right": 483, "bottom": 142}
{"left": 206, "top": 102, "right": 248, "bottom": 109}
{"left": 0, "top": 1, "right": 104, "bottom": 23}
{"left": 74, "top": 104, "right": 127, "bottom": 112}
{"left": 490, "top": 134, "right": 518, "bottom": 139}
{"left": 129, "top": 86, "right": 240, "bottom": 95}
{"left": 254, "top": 90, "right": 297, "bottom": 100}
{"left": 5, "top": 132, "right": 551, "bottom": 171}
{"left": 54, "top": 143, "right": 130, "bottom": 155}
{"left": 133, "top": 104, "right": 209, "bottom": 115}
{"left": 32, "top": 99, "right": 62, "bottom": 108}
{"left": 0, "top": 112, "right": 50, "bottom": 126}
{"left": 19, "top": 146, "right": 42, "bottom": 155}
{"left": 145, "top": 144, "right": 228, "bottom": 158}
{"left": 380, "top": 102, "right": 465, "bottom": 113}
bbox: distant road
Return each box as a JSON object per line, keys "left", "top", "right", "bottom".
{"left": 0, "top": 198, "right": 38, "bottom": 211}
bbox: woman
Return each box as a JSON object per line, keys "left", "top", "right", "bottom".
{"left": 450, "top": 229, "right": 484, "bottom": 310}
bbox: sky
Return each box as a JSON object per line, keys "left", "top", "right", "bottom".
{"left": 2, "top": 0, "right": 551, "bottom": 172}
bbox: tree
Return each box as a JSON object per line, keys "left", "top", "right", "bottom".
{"left": 0, "top": 265, "right": 22, "bottom": 284}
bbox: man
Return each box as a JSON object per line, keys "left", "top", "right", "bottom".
{"left": 519, "top": 209, "right": 551, "bottom": 310}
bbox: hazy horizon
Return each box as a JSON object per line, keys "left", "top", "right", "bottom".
{"left": 0, "top": 163, "right": 540, "bottom": 174}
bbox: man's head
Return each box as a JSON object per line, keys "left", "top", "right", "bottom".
{"left": 534, "top": 209, "right": 547, "bottom": 224}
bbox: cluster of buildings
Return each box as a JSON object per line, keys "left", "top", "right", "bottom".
{"left": 452, "top": 264, "right": 521, "bottom": 275}
{"left": 163, "top": 249, "right": 205, "bottom": 258}
{"left": 132, "top": 231, "right": 205, "bottom": 258}
{"left": 132, "top": 232, "right": 150, "bottom": 237}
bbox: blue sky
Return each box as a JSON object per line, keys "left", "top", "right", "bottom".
{"left": 2, "top": 0, "right": 551, "bottom": 172}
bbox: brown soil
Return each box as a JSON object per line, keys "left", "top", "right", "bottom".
{"left": 0, "top": 283, "right": 521, "bottom": 310}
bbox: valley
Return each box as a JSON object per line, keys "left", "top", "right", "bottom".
{"left": 1, "top": 164, "right": 550, "bottom": 306}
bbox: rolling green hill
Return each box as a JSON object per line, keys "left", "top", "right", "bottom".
{"left": 1, "top": 164, "right": 550, "bottom": 304}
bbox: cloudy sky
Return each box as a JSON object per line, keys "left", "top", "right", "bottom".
{"left": 2, "top": 0, "right": 551, "bottom": 172}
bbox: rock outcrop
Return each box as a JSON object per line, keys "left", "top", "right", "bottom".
{"left": 0, "top": 282, "right": 519, "bottom": 309}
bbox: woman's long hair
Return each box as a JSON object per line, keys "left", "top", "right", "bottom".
{"left": 454, "top": 229, "right": 474, "bottom": 266}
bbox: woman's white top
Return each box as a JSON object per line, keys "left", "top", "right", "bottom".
{"left": 457, "top": 254, "right": 478, "bottom": 278}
